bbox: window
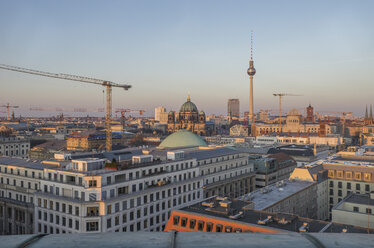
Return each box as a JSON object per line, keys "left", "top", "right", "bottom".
{"left": 225, "top": 226, "right": 233, "bottom": 233}
{"left": 353, "top": 207, "right": 359, "bottom": 212}
{"left": 107, "top": 205, "right": 112, "bottom": 214}
{"left": 366, "top": 208, "right": 372, "bottom": 214}
{"left": 107, "top": 218, "right": 112, "bottom": 228}
{"left": 197, "top": 221, "right": 205, "bottom": 231}
{"left": 338, "top": 182, "right": 342, "bottom": 188}
{"left": 216, "top": 224, "right": 223, "bottom": 232}
{"left": 337, "top": 171, "right": 343, "bottom": 178}
{"left": 189, "top": 219, "right": 196, "bottom": 230}
{"left": 181, "top": 217, "right": 187, "bottom": 227}
{"left": 86, "top": 222, "right": 99, "bottom": 232}
{"left": 338, "top": 190, "right": 342, "bottom": 197}
{"left": 206, "top": 222, "right": 213, "bottom": 232}
{"left": 355, "top": 173, "right": 362, "bottom": 180}
{"left": 345, "top": 171, "right": 352, "bottom": 179}
{"left": 356, "top": 184, "right": 361, "bottom": 191}
{"left": 366, "top": 184, "right": 370, "bottom": 192}
{"left": 347, "top": 182, "right": 351, "bottom": 190}
{"left": 364, "top": 173, "right": 371, "bottom": 181}
{"left": 173, "top": 216, "right": 180, "bottom": 226}
{"left": 328, "top": 170, "right": 334, "bottom": 177}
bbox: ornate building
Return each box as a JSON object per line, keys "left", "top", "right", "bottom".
{"left": 256, "top": 107, "right": 333, "bottom": 135}
{"left": 167, "top": 95, "right": 206, "bottom": 135}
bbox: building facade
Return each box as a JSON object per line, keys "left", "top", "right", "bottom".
{"left": 167, "top": 96, "right": 207, "bottom": 136}
{"left": 0, "top": 136, "right": 30, "bottom": 158}
{"left": 227, "top": 99, "right": 240, "bottom": 118}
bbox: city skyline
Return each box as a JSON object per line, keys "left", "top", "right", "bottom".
{"left": 1, "top": 0, "right": 374, "bottom": 117}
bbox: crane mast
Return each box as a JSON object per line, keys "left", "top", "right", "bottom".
{"left": 0, "top": 64, "right": 131, "bottom": 151}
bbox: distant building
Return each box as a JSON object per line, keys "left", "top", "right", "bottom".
{"left": 227, "top": 99, "right": 240, "bottom": 118}
{"left": 230, "top": 125, "right": 248, "bottom": 137}
{"left": 66, "top": 132, "right": 122, "bottom": 151}
{"left": 256, "top": 106, "right": 333, "bottom": 135}
{"left": 154, "top": 106, "right": 167, "bottom": 123}
{"left": 0, "top": 136, "right": 30, "bottom": 158}
{"left": 167, "top": 95, "right": 207, "bottom": 135}
{"left": 268, "top": 144, "right": 330, "bottom": 167}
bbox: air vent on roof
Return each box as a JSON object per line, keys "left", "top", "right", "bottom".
{"left": 298, "top": 222, "right": 309, "bottom": 232}
{"left": 257, "top": 216, "right": 273, "bottom": 225}
{"left": 202, "top": 202, "right": 215, "bottom": 208}
{"left": 229, "top": 211, "right": 243, "bottom": 220}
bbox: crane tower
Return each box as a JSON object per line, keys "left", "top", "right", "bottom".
{"left": 0, "top": 64, "right": 131, "bottom": 151}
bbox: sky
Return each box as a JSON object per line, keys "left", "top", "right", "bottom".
{"left": 0, "top": 0, "right": 374, "bottom": 117}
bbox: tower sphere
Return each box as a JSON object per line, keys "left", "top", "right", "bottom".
{"left": 247, "top": 67, "right": 256, "bottom": 76}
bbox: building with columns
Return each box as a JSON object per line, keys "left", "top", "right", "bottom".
{"left": 167, "top": 96, "right": 207, "bottom": 136}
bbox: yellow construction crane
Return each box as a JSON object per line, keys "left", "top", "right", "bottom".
{"left": 273, "top": 93, "right": 302, "bottom": 133}
{"left": 0, "top": 64, "right": 131, "bottom": 151}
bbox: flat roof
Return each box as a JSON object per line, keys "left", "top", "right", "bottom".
{"left": 0, "top": 157, "right": 57, "bottom": 170}
{"left": 179, "top": 197, "right": 374, "bottom": 233}
{"left": 340, "top": 193, "right": 374, "bottom": 206}
{"left": 184, "top": 147, "right": 242, "bottom": 161}
{"left": 249, "top": 180, "right": 316, "bottom": 210}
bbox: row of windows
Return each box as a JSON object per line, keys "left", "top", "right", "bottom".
{"left": 38, "top": 198, "right": 80, "bottom": 216}
{"left": 109, "top": 160, "right": 195, "bottom": 184}
{"left": 106, "top": 211, "right": 169, "bottom": 229}
{"left": 104, "top": 181, "right": 200, "bottom": 201}
{"left": 38, "top": 211, "right": 79, "bottom": 230}
{"left": 201, "top": 160, "right": 249, "bottom": 177}
{"left": 328, "top": 170, "right": 372, "bottom": 181}
{"left": 172, "top": 216, "right": 243, "bottom": 233}
{"left": 0, "top": 149, "right": 28, "bottom": 156}
{"left": 329, "top": 181, "right": 371, "bottom": 192}
{"left": 0, "top": 167, "right": 40, "bottom": 178}
{"left": 108, "top": 191, "right": 201, "bottom": 215}
{"left": 38, "top": 223, "right": 77, "bottom": 234}
{"left": 0, "top": 191, "right": 33, "bottom": 203}
{"left": 0, "top": 177, "right": 38, "bottom": 190}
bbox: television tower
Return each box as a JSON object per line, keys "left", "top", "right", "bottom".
{"left": 247, "top": 31, "right": 256, "bottom": 123}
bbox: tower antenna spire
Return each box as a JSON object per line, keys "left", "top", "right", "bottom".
{"left": 250, "top": 30, "right": 253, "bottom": 61}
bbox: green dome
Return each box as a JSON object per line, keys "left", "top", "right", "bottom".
{"left": 180, "top": 95, "right": 198, "bottom": 113}
{"left": 159, "top": 130, "right": 207, "bottom": 148}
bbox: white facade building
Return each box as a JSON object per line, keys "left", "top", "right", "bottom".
{"left": 0, "top": 136, "right": 30, "bottom": 158}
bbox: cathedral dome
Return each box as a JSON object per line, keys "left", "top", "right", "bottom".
{"left": 180, "top": 95, "right": 198, "bottom": 113}
{"left": 287, "top": 108, "right": 301, "bottom": 116}
{"left": 159, "top": 129, "right": 207, "bottom": 148}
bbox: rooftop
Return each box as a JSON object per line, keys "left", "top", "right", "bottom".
{"left": 248, "top": 180, "right": 316, "bottom": 210}
{"left": 0, "top": 157, "right": 58, "bottom": 170}
{"left": 180, "top": 196, "right": 374, "bottom": 234}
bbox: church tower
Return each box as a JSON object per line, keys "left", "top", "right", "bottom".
{"left": 306, "top": 104, "right": 314, "bottom": 122}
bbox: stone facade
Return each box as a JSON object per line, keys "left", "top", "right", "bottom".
{"left": 167, "top": 96, "right": 206, "bottom": 136}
